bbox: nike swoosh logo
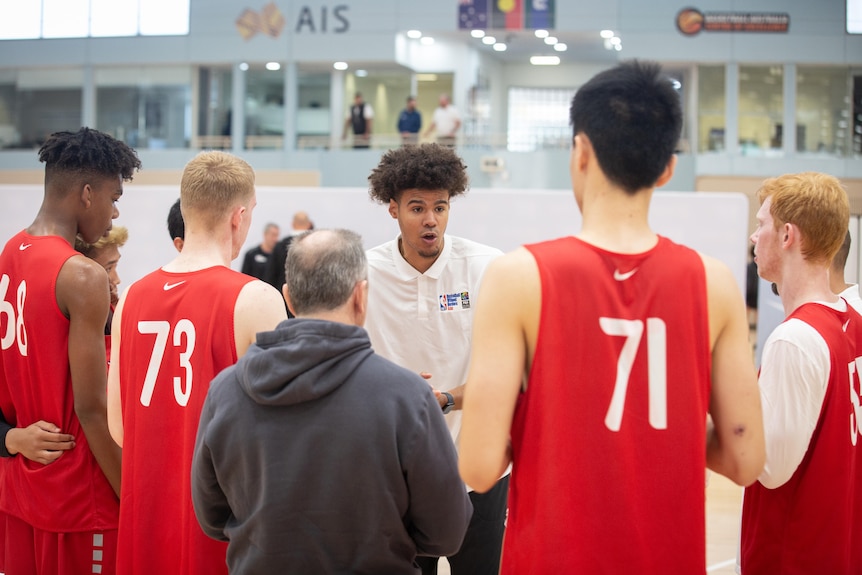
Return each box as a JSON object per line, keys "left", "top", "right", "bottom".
{"left": 163, "top": 281, "right": 186, "bottom": 291}
{"left": 844, "top": 319, "right": 851, "bottom": 332}
{"left": 613, "top": 268, "right": 639, "bottom": 281}
{"left": 18, "top": 243, "right": 32, "bottom": 251}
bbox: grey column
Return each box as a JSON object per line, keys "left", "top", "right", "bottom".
{"left": 232, "top": 63, "right": 245, "bottom": 154}
{"left": 284, "top": 62, "right": 297, "bottom": 152}
{"left": 724, "top": 63, "right": 739, "bottom": 156}
{"left": 330, "top": 69, "right": 345, "bottom": 149}
{"left": 783, "top": 63, "right": 796, "bottom": 155}
{"left": 82, "top": 65, "right": 96, "bottom": 130}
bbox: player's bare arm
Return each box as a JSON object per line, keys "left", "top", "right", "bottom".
{"left": 702, "top": 253, "right": 765, "bottom": 486}
{"left": 460, "top": 248, "right": 539, "bottom": 492}
{"left": 107, "top": 291, "right": 127, "bottom": 447}
{"left": 59, "top": 255, "right": 122, "bottom": 497}
{"left": 234, "top": 280, "right": 288, "bottom": 357}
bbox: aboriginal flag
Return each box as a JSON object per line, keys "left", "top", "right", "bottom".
{"left": 491, "top": 0, "right": 523, "bottom": 30}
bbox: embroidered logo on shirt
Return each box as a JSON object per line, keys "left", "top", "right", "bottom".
{"left": 18, "top": 243, "right": 32, "bottom": 251}
{"left": 439, "top": 291, "right": 471, "bottom": 311}
{"left": 613, "top": 268, "right": 639, "bottom": 281}
{"left": 163, "top": 281, "right": 187, "bottom": 291}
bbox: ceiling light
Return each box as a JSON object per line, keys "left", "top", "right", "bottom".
{"left": 554, "top": 43, "right": 567, "bottom": 51}
{"left": 471, "top": 29, "right": 485, "bottom": 38}
{"left": 355, "top": 69, "right": 368, "bottom": 77}
{"left": 238, "top": 62, "right": 249, "bottom": 71}
{"left": 265, "top": 62, "right": 281, "bottom": 71}
{"left": 493, "top": 43, "right": 507, "bottom": 51}
{"left": 416, "top": 73, "right": 438, "bottom": 82}
{"left": 600, "top": 29, "right": 615, "bottom": 38}
{"left": 407, "top": 30, "right": 422, "bottom": 39}
{"left": 333, "top": 61, "right": 348, "bottom": 70}
{"left": 530, "top": 56, "right": 560, "bottom": 66}
{"left": 544, "top": 36, "right": 558, "bottom": 45}
{"left": 535, "top": 29, "right": 549, "bottom": 38}
{"left": 610, "top": 36, "right": 621, "bottom": 45}
{"left": 614, "top": 43, "right": 622, "bottom": 51}
{"left": 482, "top": 35, "right": 496, "bottom": 45}
{"left": 420, "top": 36, "right": 435, "bottom": 45}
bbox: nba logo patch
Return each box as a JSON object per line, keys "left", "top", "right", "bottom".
{"left": 439, "top": 291, "right": 470, "bottom": 311}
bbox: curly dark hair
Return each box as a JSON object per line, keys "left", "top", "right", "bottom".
{"left": 368, "top": 143, "right": 468, "bottom": 204}
{"left": 38, "top": 127, "right": 141, "bottom": 186}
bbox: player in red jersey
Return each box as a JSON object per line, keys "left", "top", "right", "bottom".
{"left": 107, "top": 150, "right": 287, "bottom": 575}
{"left": 459, "top": 60, "right": 765, "bottom": 574}
{"left": 0, "top": 127, "right": 140, "bottom": 575}
{"left": 741, "top": 172, "right": 862, "bottom": 574}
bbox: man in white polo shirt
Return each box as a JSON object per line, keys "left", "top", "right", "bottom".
{"left": 364, "top": 143, "right": 506, "bottom": 575}
{"left": 423, "top": 93, "right": 461, "bottom": 147}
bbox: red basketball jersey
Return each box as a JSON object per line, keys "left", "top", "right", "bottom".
{"left": 503, "top": 236, "right": 711, "bottom": 574}
{"left": 116, "top": 266, "right": 253, "bottom": 574}
{"left": 0, "top": 231, "right": 118, "bottom": 531}
{"left": 741, "top": 302, "right": 862, "bottom": 574}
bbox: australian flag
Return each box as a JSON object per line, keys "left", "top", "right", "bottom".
{"left": 459, "top": 0, "right": 488, "bottom": 30}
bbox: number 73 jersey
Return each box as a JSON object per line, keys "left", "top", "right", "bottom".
{"left": 115, "top": 265, "right": 253, "bottom": 575}
{"left": 503, "top": 235, "right": 711, "bottom": 575}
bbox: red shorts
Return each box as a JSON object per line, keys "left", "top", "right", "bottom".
{"left": 3, "top": 513, "right": 117, "bottom": 575}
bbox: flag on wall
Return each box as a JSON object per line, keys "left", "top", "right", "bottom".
{"left": 459, "top": 0, "right": 489, "bottom": 30}
{"left": 525, "top": 0, "right": 554, "bottom": 29}
{"left": 491, "top": 0, "right": 523, "bottom": 30}
{"left": 459, "top": 0, "right": 554, "bottom": 30}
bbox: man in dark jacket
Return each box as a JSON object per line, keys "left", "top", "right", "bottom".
{"left": 191, "top": 228, "right": 472, "bottom": 574}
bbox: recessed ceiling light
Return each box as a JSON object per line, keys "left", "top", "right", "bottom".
{"left": 407, "top": 30, "right": 422, "bottom": 39}
{"left": 482, "top": 36, "right": 496, "bottom": 45}
{"left": 356, "top": 69, "right": 368, "bottom": 77}
{"left": 544, "top": 36, "right": 558, "bottom": 45}
{"left": 614, "top": 43, "right": 622, "bottom": 51}
{"left": 420, "top": 36, "right": 435, "bottom": 45}
{"left": 554, "top": 43, "right": 567, "bottom": 52}
{"left": 610, "top": 36, "right": 621, "bottom": 45}
{"left": 530, "top": 56, "right": 560, "bottom": 66}
{"left": 416, "top": 73, "right": 438, "bottom": 82}
{"left": 534, "top": 29, "right": 549, "bottom": 38}
{"left": 333, "top": 61, "right": 348, "bottom": 70}
{"left": 600, "top": 29, "right": 615, "bottom": 39}
{"left": 238, "top": 62, "right": 249, "bottom": 71}
{"left": 471, "top": 29, "right": 485, "bottom": 38}
{"left": 265, "top": 62, "right": 281, "bottom": 71}
{"left": 493, "top": 43, "right": 507, "bottom": 51}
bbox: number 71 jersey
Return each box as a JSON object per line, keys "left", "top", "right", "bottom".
{"left": 504, "top": 235, "right": 711, "bottom": 574}
{"left": 116, "top": 265, "right": 254, "bottom": 575}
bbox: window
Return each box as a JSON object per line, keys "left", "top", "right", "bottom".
{"left": 95, "top": 66, "right": 191, "bottom": 150}
{"left": 507, "top": 87, "right": 572, "bottom": 152}
{"left": 245, "top": 66, "right": 285, "bottom": 149}
{"left": 195, "top": 66, "right": 233, "bottom": 149}
{"left": 739, "top": 65, "right": 784, "bottom": 155}
{"left": 796, "top": 67, "right": 852, "bottom": 157}
{"left": 849, "top": 0, "right": 862, "bottom": 33}
{"left": 698, "top": 66, "right": 725, "bottom": 152}
{"left": 0, "top": 68, "right": 83, "bottom": 149}
{"left": 0, "top": 0, "right": 189, "bottom": 40}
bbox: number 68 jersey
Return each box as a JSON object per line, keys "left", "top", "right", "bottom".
{"left": 116, "top": 265, "right": 253, "bottom": 575}
{"left": 0, "top": 231, "right": 118, "bottom": 532}
{"left": 504, "top": 235, "right": 711, "bottom": 574}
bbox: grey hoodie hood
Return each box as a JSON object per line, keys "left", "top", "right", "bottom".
{"left": 237, "top": 318, "right": 373, "bottom": 406}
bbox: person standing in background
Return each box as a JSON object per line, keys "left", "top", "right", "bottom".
{"left": 423, "top": 93, "right": 461, "bottom": 147}
{"left": 241, "top": 222, "right": 279, "bottom": 280}
{"left": 167, "top": 197, "right": 185, "bottom": 252}
{"left": 398, "top": 96, "right": 422, "bottom": 145}
{"left": 343, "top": 92, "right": 373, "bottom": 149}
{"left": 0, "top": 127, "right": 140, "bottom": 574}
{"left": 107, "top": 150, "right": 287, "bottom": 575}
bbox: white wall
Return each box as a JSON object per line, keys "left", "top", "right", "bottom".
{"left": 0, "top": 185, "right": 750, "bottom": 299}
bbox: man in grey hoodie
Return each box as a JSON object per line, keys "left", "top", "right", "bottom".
{"left": 191, "top": 228, "right": 472, "bottom": 574}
